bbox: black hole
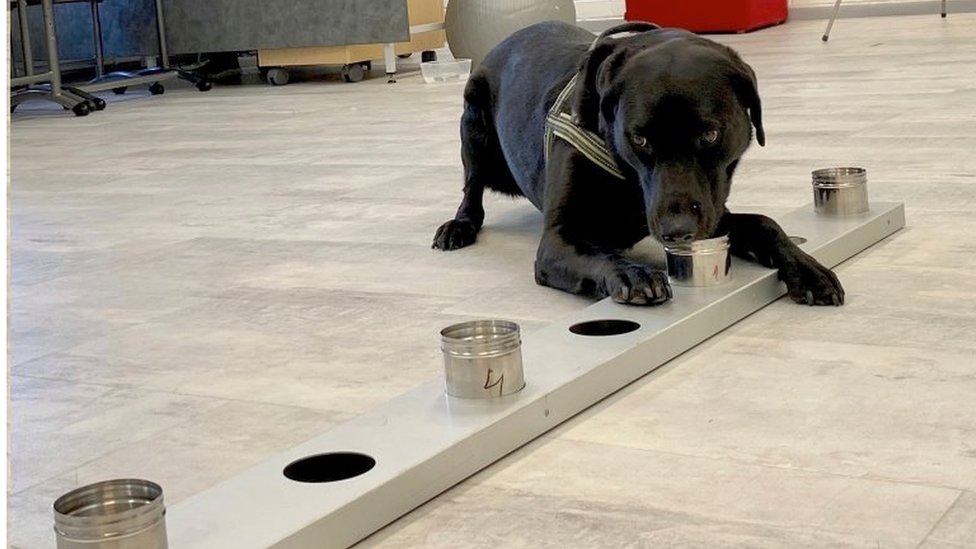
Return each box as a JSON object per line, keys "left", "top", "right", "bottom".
{"left": 283, "top": 452, "right": 376, "bottom": 483}
{"left": 569, "top": 319, "right": 641, "bottom": 336}
{"left": 789, "top": 235, "right": 808, "bottom": 245}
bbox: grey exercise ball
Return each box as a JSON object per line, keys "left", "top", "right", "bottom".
{"left": 445, "top": 0, "right": 577, "bottom": 68}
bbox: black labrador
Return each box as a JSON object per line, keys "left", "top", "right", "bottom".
{"left": 433, "top": 21, "right": 844, "bottom": 306}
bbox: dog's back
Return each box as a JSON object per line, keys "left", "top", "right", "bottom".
{"left": 463, "top": 21, "right": 595, "bottom": 206}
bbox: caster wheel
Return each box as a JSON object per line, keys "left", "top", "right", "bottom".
{"left": 341, "top": 63, "right": 365, "bottom": 83}
{"left": 91, "top": 97, "right": 107, "bottom": 111}
{"left": 112, "top": 86, "right": 127, "bottom": 95}
{"left": 149, "top": 83, "right": 165, "bottom": 95}
{"left": 397, "top": 53, "right": 411, "bottom": 59}
{"left": 421, "top": 50, "right": 437, "bottom": 63}
{"left": 72, "top": 102, "right": 91, "bottom": 117}
{"left": 265, "top": 68, "right": 289, "bottom": 86}
{"left": 196, "top": 80, "right": 213, "bottom": 92}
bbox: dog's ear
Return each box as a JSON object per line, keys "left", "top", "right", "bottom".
{"left": 575, "top": 22, "right": 660, "bottom": 134}
{"left": 576, "top": 46, "right": 628, "bottom": 134}
{"left": 575, "top": 42, "right": 614, "bottom": 132}
{"left": 728, "top": 55, "right": 766, "bottom": 146}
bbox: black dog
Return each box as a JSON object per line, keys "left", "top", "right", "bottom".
{"left": 433, "top": 21, "right": 844, "bottom": 306}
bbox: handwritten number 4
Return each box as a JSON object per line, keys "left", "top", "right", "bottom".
{"left": 484, "top": 368, "right": 505, "bottom": 395}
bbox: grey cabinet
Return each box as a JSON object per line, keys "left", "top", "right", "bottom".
{"left": 10, "top": 0, "right": 410, "bottom": 65}
{"left": 162, "top": 0, "right": 410, "bottom": 54}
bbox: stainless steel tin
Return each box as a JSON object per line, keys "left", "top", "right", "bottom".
{"left": 441, "top": 319, "right": 525, "bottom": 398}
{"left": 53, "top": 479, "right": 167, "bottom": 549}
{"left": 812, "top": 167, "right": 869, "bottom": 215}
{"left": 665, "top": 234, "right": 731, "bottom": 286}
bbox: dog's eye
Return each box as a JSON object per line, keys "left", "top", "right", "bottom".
{"left": 702, "top": 129, "right": 720, "bottom": 144}
{"left": 632, "top": 135, "right": 648, "bottom": 147}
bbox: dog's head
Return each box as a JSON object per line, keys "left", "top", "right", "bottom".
{"left": 574, "top": 26, "right": 765, "bottom": 244}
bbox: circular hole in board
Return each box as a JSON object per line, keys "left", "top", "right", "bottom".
{"left": 568, "top": 319, "right": 641, "bottom": 337}
{"left": 283, "top": 452, "right": 376, "bottom": 483}
{"left": 789, "top": 235, "right": 808, "bottom": 245}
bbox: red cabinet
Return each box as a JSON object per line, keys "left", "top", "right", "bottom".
{"left": 625, "top": 0, "right": 788, "bottom": 33}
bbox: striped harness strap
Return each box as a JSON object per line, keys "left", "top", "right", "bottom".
{"left": 544, "top": 73, "right": 626, "bottom": 180}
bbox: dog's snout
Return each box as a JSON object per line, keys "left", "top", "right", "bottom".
{"left": 658, "top": 197, "right": 703, "bottom": 244}
{"left": 659, "top": 217, "right": 698, "bottom": 243}
{"left": 661, "top": 230, "right": 696, "bottom": 244}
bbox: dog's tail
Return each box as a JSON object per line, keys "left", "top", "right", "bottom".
{"left": 463, "top": 72, "right": 491, "bottom": 117}
{"left": 462, "top": 72, "right": 495, "bottom": 147}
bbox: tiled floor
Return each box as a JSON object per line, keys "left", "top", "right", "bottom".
{"left": 9, "top": 13, "right": 976, "bottom": 549}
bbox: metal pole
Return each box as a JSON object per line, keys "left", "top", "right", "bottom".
{"left": 383, "top": 43, "right": 397, "bottom": 83}
{"left": 153, "top": 0, "right": 170, "bottom": 69}
{"left": 822, "top": 0, "right": 843, "bottom": 42}
{"left": 941, "top": 0, "right": 947, "bottom": 18}
{"left": 90, "top": 0, "right": 105, "bottom": 79}
{"left": 41, "top": 0, "right": 64, "bottom": 96}
{"left": 17, "top": 0, "right": 34, "bottom": 77}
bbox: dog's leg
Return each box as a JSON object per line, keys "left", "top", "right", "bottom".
{"left": 533, "top": 146, "right": 671, "bottom": 305}
{"left": 719, "top": 211, "right": 845, "bottom": 306}
{"left": 433, "top": 76, "right": 519, "bottom": 251}
{"left": 431, "top": 103, "right": 487, "bottom": 250}
{"left": 535, "top": 231, "right": 672, "bottom": 305}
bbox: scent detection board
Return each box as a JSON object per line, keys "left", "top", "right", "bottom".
{"left": 168, "top": 202, "right": 905, "bottom": 549}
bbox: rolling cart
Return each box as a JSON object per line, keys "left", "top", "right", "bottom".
{"left": 72, "top": 0, "right": 211, "bottom": 97}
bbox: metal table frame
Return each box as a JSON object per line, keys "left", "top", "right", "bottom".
{"left": 9, "top": 0, "right": 208, "bottom": 116}
{"left": 76, "top": 0, "right": 210, "bottom": 95}
{"left": 822, "top": 0, "right": 948, "bottom": 41}
{"left": 9, "top": 0, "right": 92, "bottom": 115}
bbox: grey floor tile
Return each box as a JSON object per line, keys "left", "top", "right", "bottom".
{"left": 554, "top": 334, "right": 976, "bottom": 491}
{"left": 919, "top": 491, "right": 976, "bottom": 549}
{"left": 360, "top": 438, "right": 961, "bottom": 549}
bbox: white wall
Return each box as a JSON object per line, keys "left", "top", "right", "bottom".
{"left": 570, "top": 0, "right": 931, "bottom": 21}
{"left": 574, "top": 0, "right": 624, "bottom": 20}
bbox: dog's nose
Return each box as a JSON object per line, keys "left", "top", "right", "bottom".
{"left": 659, "top": 214, "right": 699, "bottom": 243}
{"left": 661, "top": 231, "right": 696, "bottom": 244}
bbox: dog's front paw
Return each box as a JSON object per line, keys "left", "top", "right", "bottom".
{"left": 605, "top": 263, "right": 672, "bottom": 305}
{"left": 432, "top": 219, "right": 478, "bottom": 250}
{"left": 781, "top": 254, "right": 845, "bottom": 306}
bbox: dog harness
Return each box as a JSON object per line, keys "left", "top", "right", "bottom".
{"left": 544, "top": 74, "right": 627, "bottom": 180}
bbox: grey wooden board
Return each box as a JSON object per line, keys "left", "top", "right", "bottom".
{"left": 162, "top": 0, "right": 409, "bottom": 54}
{"left": 166, "top": 203, "right": 906, "bottom": 549}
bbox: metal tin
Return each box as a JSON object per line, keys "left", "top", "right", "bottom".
{"left": 441, "top": 319, "right": 525, "bottom": 398}
{"left": 812, "top": 167, "right": 869, "bottom": 215}
{"left": 53, "top": 479, "right": 167, "bottom": 549}
{"left": 665, "top": 234, "right": 731, "bottom": 286}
